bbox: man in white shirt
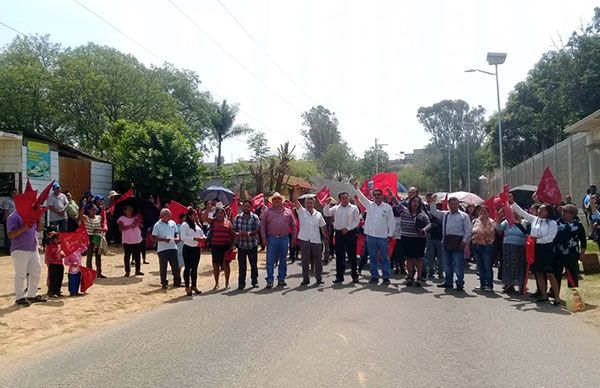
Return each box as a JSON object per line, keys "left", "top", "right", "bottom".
{"left": 152, "top": 208, "right": 182, "bottom": 289}
{"left": 354, "top": 183, "right": 396, "bottom": 284}
{"left": 427, "top": 196, "right": 473, "bottom": 291}
{"left": 294, "top": 192, "right": 328, "bottom": 286}
{"left": 47, "top": 183, "right": 68, "bottom": 232}
{"left": 324, "top": 192, "right": 360, "bottom": 283}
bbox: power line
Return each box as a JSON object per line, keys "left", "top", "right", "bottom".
{"left": 72, "top": 0, "right": 166, "bottom": 63}
{"left": 166, "top": 0, "right": 303, "bottom": 115}
{"left": 215, "top": 0, "right": 317, "bottom": 106}
{"left": 0, "top": 20, "right": 27, "bottom": 36}
{"left": 71, "top": 0, "right": 295, "bottom": 143}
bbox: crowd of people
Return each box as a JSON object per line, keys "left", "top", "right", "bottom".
{"left": 3, "top": 181, "right": 596, "bottom": 308}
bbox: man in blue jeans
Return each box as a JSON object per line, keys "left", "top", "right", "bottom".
{"left": 354, "top": 183, "right": 396, "bottom": 284}
{"left": 260, "top": 192, "right": 297, "bottom": 289}
{"left": 427, "top": 196, "right": 472, "bottom": 291}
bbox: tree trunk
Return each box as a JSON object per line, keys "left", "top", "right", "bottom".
{"left": 217, "top": 140, "right": 223, "bottom": 167}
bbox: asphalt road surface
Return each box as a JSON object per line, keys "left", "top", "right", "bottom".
{"left": 2, "top": 261, "right": 600, "bottom": 388}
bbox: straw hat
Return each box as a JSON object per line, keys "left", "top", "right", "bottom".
{"left": 108, "top": 190, "right": 119, "bottom": 198}
{"left": 268, "top": 192, "right": 286, "bottom": 202}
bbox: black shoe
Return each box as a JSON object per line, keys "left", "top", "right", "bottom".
{"left": 300, "top": 280, "right": 310, "bottom": 286}
{"left": 70, "top": 292, "right": 83, "bottom": 297}
{"left": 266, "top": 283, "right": 273, "bottom": 289}
{"left": 238, "top": 284, "right": 246, "bottom": 290}
{"left": 277, "top": 281, "right": 287, "bottom": 287}
{"left": 135, "top": 271, "right": 144, "bottom": 276}
{"left": 15, "top": 298, "right": 30, "bottom": 306}
{"left": 415, "top": 278, "right": 425, "bottom": 287}
{"left": 124, "top": 272, "right": 130, "bottom": 277}
{"left": 27, "top": 295, "right": 47, "bottom": 303}
{"left": 455, "top": 286, "right": 464, "bottom": 292}
{"left": 252, "top": 283, "right": 259, "bottom": 288}
{"left": 352, "top": 277, "right": 359, "bottom": 284}
{"left": 333, "top": 279, "right": 344, "bottom": 284}
{"left": 369, "top": 278, "right": 379, "bottom": 284}
{"left": 393, "top": 268, "right": 400, "bottom": 275}
{"left": 382, "top": 278, "right": 390, "bottom": 285}
{"left": 536, "top": 296, "right": 549, "bottom": 303}
{"left": 97, "top": 274, "right": 107, "bottom": 279}
{"left": 437, "top": 283, "right": 452, "bottom": 288}
{"left": 316, "top": 279, "right": 325, "bottom": 285}
{"left": 405, "top": 279, "right": 414, "bottom": 286}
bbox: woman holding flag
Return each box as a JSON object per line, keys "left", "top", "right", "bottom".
{"left": 509, "top": 194, "right": 560, "bottom": 305}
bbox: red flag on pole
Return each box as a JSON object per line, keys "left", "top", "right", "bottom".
{"left": 25, "top": 179, "right": 34, "bottom": 193}
{"left": 251, "top": 193, "right": 264, "bottom": 212}
{"left": 107, "top": 188, "right": 134, "bottom": 214}
{"left": 498, "top": 185, "right": 515, "bottom": 226}
{"left": 59, "top": 223, "right": 90, "bottom": 257}
{"left": 80, "top": 266, "right": 97, "bottom": 293}
{"left": 37, "top": 180, "right": 55, "bottom": 205}
{"left": 315, "top": 187, "right": 330, "bottom": 206}
{"left": 372, "top": 172, "right": 398, "bottom": 196}
{"left": 536, "top": 167, "right": 562, "bottom": 205}
{"left": 14, "top": 190, "right": 38, "bottom": 226}
{"left": 167, "top": 200, "right": 189, "bottom": 224}
{"left": 484, "top": 195, "right": 498, "bottom": 220}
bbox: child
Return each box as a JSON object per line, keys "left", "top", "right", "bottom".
{"left": 64, "top": 252, "right": 83, "bottom": 297}
{"left": 45, "top": 231, "right": 65, "bottom": 298}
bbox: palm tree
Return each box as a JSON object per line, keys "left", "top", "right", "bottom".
{"left": 211, "top": 100, "right": 253, "bottom": 166}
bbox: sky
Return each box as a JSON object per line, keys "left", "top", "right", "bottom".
{"left": 1, "top": 0, "right": 598, "bottom": 163}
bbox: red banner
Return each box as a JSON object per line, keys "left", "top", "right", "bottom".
{"left": 37, "top": 180, "right": 55, "bottom": 205}
{"left": 441, "top": 194, "right": 448, "bottom": 211}
{"left": 484, "top": 195, "right": 498, "bottom": 220}
{"left": 498, "top": 185, "right": 515, "bottom": 226}
{"left": 107, "top": 188, "right": 133, "bottom": 215}
{"left": 25, "top": 179, "right": 34, "bottom": 193}
{"left": 59, "top": 223, "right": 90, "bottom": 257}
{"left": 372, "top": 172, "right": 398, "bottom": 196}
{"left": 230, "top": 195, "right": 239, "bottom": 217}
{"left": 251, "top": 193, "right": 264, "bottom": 212}
{"left": 537, "top": 167, "right": 562, "bottom": 205}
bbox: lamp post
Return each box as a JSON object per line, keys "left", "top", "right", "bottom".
{"left": 374, "top": 138, "right": 388, "bottom": 174}
{"left": 462, "top": 121, "right": 474, "bottom": 192}
{"left": 465, "top": 51, "right": 507, "bottom": 187}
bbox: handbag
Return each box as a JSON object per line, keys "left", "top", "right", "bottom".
{"left": 442, "top": 213, "right": 463, "bottom": 251}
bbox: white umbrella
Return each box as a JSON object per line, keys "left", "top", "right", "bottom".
{"left": 449, "top": 191, "right": 484, "bottom": 205}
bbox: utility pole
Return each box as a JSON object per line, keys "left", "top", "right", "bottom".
{"left": 374, "top": 138, "right": 388, "bottom": 174}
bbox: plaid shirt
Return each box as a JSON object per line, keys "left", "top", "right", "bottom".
{"left": 233, "top": 212, "right": 261, "bottom": 249}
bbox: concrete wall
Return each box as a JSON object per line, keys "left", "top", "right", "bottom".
{"left": 90, "top": 161, "right": 113, "bottom": 200}
{"left": 0, "top": 137, "right": 23, "bottom": 173}
{"left": 487, "top": 132, "right": 590, "bottom": 205}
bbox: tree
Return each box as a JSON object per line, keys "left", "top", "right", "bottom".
{"left": 301, "top": 105, "right": 342, "bottom": 160}
{"left": 417, "top": 99, "right": 486, "bottom": 191}
{"left": 320, "top": 143, "right": 358, "bottom": 181}
{"left": 211, "top": 100, "right": 253, "bottom": 166}
{"left": 246, "top": 131, "right": 270, "bottom": 160}
{"left": 396, "top": 166, "right": 435, "bottom": 193}
{"left": 360, "top": 146, "right": 390, "bottom": 178}
{"left": 249, "top": 142, "right": 296, "bottom": 194}
{"left": 0, "top": 35, "right": 61, "bottom": 136}
{"left": 289, "top": 159, "right": 319, "bottom": 181}
{"left": 112, "top": 120, "right": 206, "bottom": 203}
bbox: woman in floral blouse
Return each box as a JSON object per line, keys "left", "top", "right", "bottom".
{"left": 471, "top": 205, "right": 496, "bottom": 292}
{"left": 554, "top": 204, "right": 586, "bottom": 296}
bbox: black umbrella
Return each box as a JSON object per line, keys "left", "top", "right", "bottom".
{"left": 200, "top": 186, "right": 235, "bottom": 205}
{"left": 509, "top": 185, "right": 537, "bottom": 208}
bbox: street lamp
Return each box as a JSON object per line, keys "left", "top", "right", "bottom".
{"left": 462, "top": 121, "right": 474, "bottom": 192}
{"left": 465, "top": 51, "right": 507, "bottom": 187}
{"left": 374, "top": 138, "right": 388, "bottom": 174}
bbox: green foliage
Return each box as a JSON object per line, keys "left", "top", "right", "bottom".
{"left": 301, "top": 105, "right": 342, "bottom": 160}
{"left": 485, "top": 7, "right": 600, "bottom": 167}
{"left": 246, "top": 131, "right": 270, "bottom": 161}
{"left": 0, "top": 35, "right": 215, "bottom": 159}
{"left": 320, "top": 143, "right": 358, "bottom": 181}
{"left": 289, "top": 159, "right": 319, "bottom": 181}
{"left": 360, "top": 146, "right": 390, "bottom": 178}
{"left": 113, "top": 121, "right": 206, "bottom": 203}
{"left": 396, "top": 166, "right": 435, "bottom": 193}
{"left": 210, "top": 100, "right": 253, "bottom": 166}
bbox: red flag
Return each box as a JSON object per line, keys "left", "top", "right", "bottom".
{"left": 225, "top": 250, "right": 237, "bottom": 262}
{"left": 107, "top": 188, "right": 133, "bottom": 214}
{"left": 283, "top": 200, "right": 294, "bottom": 210}
{"left": 266, "top": 201, "right": 273, "bottom": 208}
{"left": 25, "top": 179, "right": 34, "bottom": 193}
{"left": 59, "top": 223, "right": 90, "bottom": 257}
{"left": 484, "top": 195, "right": 498, "bottom": 220}
{"left": 315, "top": 186, "right": 330, "bottom": 206}
{"left": 498, "top": 185, "right": 515, "bottom": 226}
{"left": 14, "top": 190, "right": 38, "bottom": 226}
{"left": 359, "top": 180, "right": 370, "bottom": 197}
{"left": 167, "top": 200, "right": 189, "bottom": 224}
{"left": 537, "top": 167, "right": 562, "bottom": 205}
{"left": 388, "top": 238, "right": 396, "bottom": 257}
{"left": 372, "top": 172, "right": 398, "bottom": 196}
{"left": 230, "top": 195, "right": 239, "bottom": 217}
{"left": 37, "top": 180, "right": 55, "bottom": 205}
{"left": 251, "top": 193, "right": 264, "bottom": 212}
{"left": 80, "top": 266, "right": 97, "bottom": 293}
{"left": 441, "top": 194, "right": 449, "bottom": 211}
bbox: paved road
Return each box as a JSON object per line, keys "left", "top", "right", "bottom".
{"left": 2, "top": 262, "right": 600, "bottom": 387}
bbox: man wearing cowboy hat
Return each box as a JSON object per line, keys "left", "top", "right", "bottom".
{"left": 260, "top": 192, "right": 297, "bottom": 288}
